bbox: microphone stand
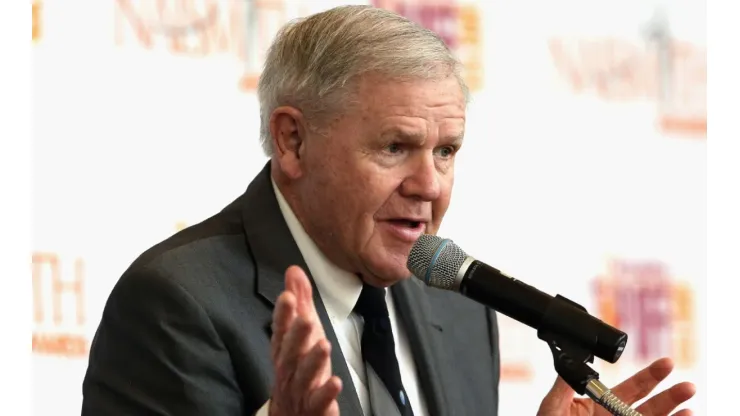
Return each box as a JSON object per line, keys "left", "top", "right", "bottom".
{"left": 539, "top": 331, "right": 643, "bottom": 416}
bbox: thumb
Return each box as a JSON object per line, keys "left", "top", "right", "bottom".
{"left": 539, "top": 376, "right": 576, "bottom": 414}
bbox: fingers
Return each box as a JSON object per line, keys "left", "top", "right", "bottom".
{"left": 273, "top": 266, "right": 319, "bottom": 363}
{"left": 550, "top": 376, "right": 575, "bottom": 399}
{"left": 635, "top": 382, "right": 696, "bottom": 416}
{"left": 610, "top": 357, "right": 674, "bottom": 405}
{"left": 292, "top": 339, "right": 332, "bottom": 396}
{"left": 307, "top": 376, "right": 343, "bottom": 413}
{"left": 671, "top": 409, "right": 693, "bottom": 416}
{"left": 285, "top": 265, "right": 316, "bottom": 318}
{"left": 276, "top": 317, "right": 313, "bottom": 383}
{"left": 271, "top": 291, "right": 297, "bottom": 363}
{"left": 539, "top": 376, "right": 576, "bottom": 413}
{"left": 270, "top": 266, "right": 341, "bottom": 415}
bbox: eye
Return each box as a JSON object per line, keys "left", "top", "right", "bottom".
{"left": 436, "top": 146, "right": 456, "bottom": 158}
{"left": 385, "top": 143, "right": 403, "bottom": 154}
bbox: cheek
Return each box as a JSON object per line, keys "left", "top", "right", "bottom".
{"left": 358, "top": 184, "right": 396, "bottom": 220}
{"left": 433, "top": 183, "right": 454, "bottom": 222}
{"left": 354, "top": 179, "right": 406, "bottom": 231}
{"left": 333, "top": 172, "right": 385, "bottom": 222}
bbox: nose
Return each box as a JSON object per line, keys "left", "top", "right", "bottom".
{"left": 399, "top": 153, "right": 441, "bottom": 201}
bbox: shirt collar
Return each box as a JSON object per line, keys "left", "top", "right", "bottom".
{"left": 271, "top": 177, "right": 363, "bottom": 325}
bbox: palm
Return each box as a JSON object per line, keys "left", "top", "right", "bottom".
{"left": 564, "top": 397, "right": 642, "bottom": 416}
{"left": 537, "top": 358, "right": 696, "bottom": 416}
{"left": 565, "top": 398, "right": 596, "bottom": 416}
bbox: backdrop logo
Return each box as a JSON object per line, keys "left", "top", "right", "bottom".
{"left": 32, "top": 1, "right": 42, "bottom": 42}
{"left": 592, "top": 259, "right": 695, "bottom": 369}
{"left": 549, "top": 17, "right": 706, "bottom": 139}
{"left": 32, "top": 252, "right": 88, "bottom": 358}
{"left": 114, "top": 0, "right": 306, "bottom": 92}
{"left": 371, "top": 0, "right": 484, "bottom": 91}
{"left": 115, "top": 0, "right": 484, "bottom": 93}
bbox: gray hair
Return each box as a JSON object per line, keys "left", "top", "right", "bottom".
{"left": 257, "top": 5, "right": 469, "bottom": 156}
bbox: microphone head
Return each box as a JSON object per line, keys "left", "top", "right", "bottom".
{"left": 407, "top": 234, "right": 468, "bottom": 290}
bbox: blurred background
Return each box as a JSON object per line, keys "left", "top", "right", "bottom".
{"left": 31, "top": 0, "right": 705, "bottom": 414}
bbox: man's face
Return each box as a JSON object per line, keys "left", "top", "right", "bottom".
{"left": 289, "top": 73, "right": 466, "bottom": 287}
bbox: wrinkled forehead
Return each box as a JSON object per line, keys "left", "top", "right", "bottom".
{"left": 352, "top": 74, "right": 466, "bottom": 124}
{"left": 356, "top": 71, "right": 466, "bottom": 104}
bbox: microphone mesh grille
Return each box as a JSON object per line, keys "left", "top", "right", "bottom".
{"left": 407, "top": 234, "right": 468, "bottom": 290}
{"left": 407, "top": 234, "right": 440, "bottom": 278}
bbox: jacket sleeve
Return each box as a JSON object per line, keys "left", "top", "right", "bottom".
{"left": 81, "top": 266, "right": 244, "bottom": 415}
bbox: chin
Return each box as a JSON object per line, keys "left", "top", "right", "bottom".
{"left": 364, "top": 273, "right": 411, "bottom": 288}
{"left": 362, "top": 255, "right": 413, "bottom": 287}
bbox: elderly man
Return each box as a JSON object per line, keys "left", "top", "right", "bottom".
{"left": 81, "top": 5, "right": 695, "bottom": 416}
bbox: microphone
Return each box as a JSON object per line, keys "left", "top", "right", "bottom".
{"left": 406, "top": 234, "right": 628, "bottom": 364}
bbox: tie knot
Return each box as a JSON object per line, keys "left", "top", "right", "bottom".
{"left": 353, "top": 284, "right": 389, "bottom": 319}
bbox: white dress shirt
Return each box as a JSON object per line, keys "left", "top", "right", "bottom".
{"left": 256, "top": 179, "right": 428, "bottom": 416}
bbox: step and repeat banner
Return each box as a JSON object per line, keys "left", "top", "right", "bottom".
{"left": 32, "top": 0, "right": 705, "bottom": 414}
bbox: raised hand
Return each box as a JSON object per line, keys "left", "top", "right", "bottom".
{"left": 269, "top": 266, "right": 343, "bottom": 416}
{"left": 537, "top": 357, "right": 696, "bottom": 416}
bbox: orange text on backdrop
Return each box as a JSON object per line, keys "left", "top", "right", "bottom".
{"left": 592, "top": 259, "right": 696, "bottom": 371}
{"left": 32, "top": 1, "right": 42, "bottom": 41}
{"left": 549, "top": 37, "right": 706, "bottom": 139}
{"left": 114, "top": 0, "right": 314, "bottom": 92}
{"left": 371, "top": 0, "right": 484, "bottom": 91}
{"left": 32, "top": 252, "right": 88, "bottom": 358}
{"left": 114, "top": 0, "right": 484, "bottom": 92}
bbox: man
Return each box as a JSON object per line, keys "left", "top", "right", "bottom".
{"left": 82, "top": 5, "right": 696, "bottom": 416}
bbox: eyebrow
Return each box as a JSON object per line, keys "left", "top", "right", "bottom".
{"left": 381, "top": 129, "right": 425, "bottom": 143}
{"left": 380, "top": 129, "right": 465, "bottom": 145}
{"left": 448, "top": 132, "right": 465, "bottom": 145}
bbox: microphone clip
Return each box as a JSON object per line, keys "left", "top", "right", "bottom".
{"left": 540, "top": 331, "right": 643, "bottom": 416}
{"left": 540, "top": 330, "right": 598, "bottom": 395}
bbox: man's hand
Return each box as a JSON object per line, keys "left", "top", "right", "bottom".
{"left": 269, "top": 266, "right": 343, "bottom": 416}
{"left": 537, "top": 357, "right": 696, "bottom": 416}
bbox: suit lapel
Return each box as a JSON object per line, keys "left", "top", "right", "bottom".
{"left": 241, "top": 162, "right": 363, "bottom": 415}
{"left": 392, "top": 278, "right": 454, "bottom": 416}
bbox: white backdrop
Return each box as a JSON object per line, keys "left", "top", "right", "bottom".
{"left": 32, "top": 0, "right": 706, "bottom": 414}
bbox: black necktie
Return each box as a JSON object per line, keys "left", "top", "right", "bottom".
{"left": 354, "top": 283, "right": 415, "bottom": 416}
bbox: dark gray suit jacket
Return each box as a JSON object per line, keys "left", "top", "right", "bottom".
{"left": 81, "top": 162, "right": 501, "bottom": 415}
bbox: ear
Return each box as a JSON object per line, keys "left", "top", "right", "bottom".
{"left": 269, "top": 106, "right": 309, "bottom": 180}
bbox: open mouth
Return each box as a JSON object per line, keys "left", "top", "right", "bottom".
{"left": 382, "top": 218, "right": 427, "bottom": 242}
{"left": 388, "top": 219, "right": 423, "bottom": 229}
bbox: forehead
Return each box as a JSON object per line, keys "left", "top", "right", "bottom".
{"left": 353, "top": 73, "right": 467, "bottom": 128}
